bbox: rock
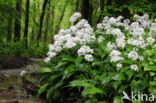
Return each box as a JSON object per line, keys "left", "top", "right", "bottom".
{"left": 4, "top": 74, "right": 9, "bottom": 79}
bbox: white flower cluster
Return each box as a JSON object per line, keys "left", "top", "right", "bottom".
{"left": 96, "top": 14, "right": 156, "bottom": 71}
{"left": 45, "top": 13, "right": 156, "bottom": 72}
{"left": 69, "top": 12, "right": 81, "bottom": 22}
{"left": 130, "top": 64, "right": 138, "bottom": 71}
{"left": 117, "top": 63, "right": 122, "bottom": 68}
{"left": 128, "top": 51, "right": 139, "bottom": 61}
{"left": 45, "top": 13, "right": 95, "bottom": 63}
{"left": 106, "top": 42, "right": 116, "bottom": 51}
{"left": 134, "top": 14, "right": 150, "bottom": 28}
{"left": 77, "top": 45, "right": 94, "bottom": 62}
{"left": 98, "top": 36, "right": 105, "bottom": 43}
{"left": 109, "top": 50, "right": 124, "bottom": 62}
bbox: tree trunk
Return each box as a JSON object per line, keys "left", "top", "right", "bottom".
{"left": 14, "top": 0, "right": 22, "bottom": 42}
{"left": 37, "top": 0, "right": 49, "bottom": 41}
{"left": 97, "top": 0, "right": 104, "bottom": 23}
{"left": 7, "top": 18, "right": 13, "bottom": 42}
{"left": 24, "top": 0, "right": 30, "bottom": 48}
{"left": 54, "top": 2, "right": 67, "bottom": 34}
{"left": 50, "top": 3, "right": 55, "bottom": 43}
{"left": 81, "top": 0, "right": 92, "bottom": 25}
{"left": 75, "top": 0, "right": 79, "bottom": 12}
{"left": 44, "top": 0, "right": 51, "bottom": 43}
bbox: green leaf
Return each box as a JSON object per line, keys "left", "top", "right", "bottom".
{"left": 69, "top": 80, "right": 93, "bottom": 87}
{"left": 113, "top": 96, "right": 124, "bottom": 103}
{"left": 38, "top": 83, "right": 48, "bottom": 96}
{"left": 38, "top": 68, "right": 52, "bottom": 73}
{"left": 55, "top": 61, "right": 67, "bottom": 69}
{"left": 126, "top": 70, "right": 134, "bottom": 80}
{"left": 62, "top": 54, "right": 75, "bottom": 62}
{"left": 112, "top": 73, "right": 126, "bottom": 81}
{"left": 132, "top": 101, "right": 141, "bottom": 103}
{"left": 63, "top": 64, "right": 75, "bottom": 79}
{"left": 144, "top": 66, "right": 156, "bottom": 71}
{"left": 76, "top": 56, "right": 83, "bottom": 65}
{"left": 83, "top": 87, "right": 105, "bottom": 95}
{"left": 46, "top": 86, "right": 55, "bottom": 100}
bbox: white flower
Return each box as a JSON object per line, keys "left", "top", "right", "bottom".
{"left": 116, "top": 38, "right": 125, "bottom": 48}
{"left": 107, "top": 42, "right": 116, "bottom": 50}
{"left": 128, "top": 51, "right": 139, "bottom": 61}
{"left": 138, "top": 56, "right": 144, "bottom": 61}
{"left": 111, "top": 28, "right": 123, "bottom": 37}
{"left": 108, "top": 17, "right": 116, "bottom": 24}
{"left": 69, "top": 12, "right": 81, "bottom": 22}
{"left": 44, "top": 57, "right": 51, "bottom": 63}
{"left": 47, "top": 52, "right": 57, "bottom": 58}
{"left": 84, "top": 54, "right": 93, "bottom": 62}
{"left": 49, "top": 44, "right": 55, "bottom": 51}
{"left": 109, "top": 50, "right": 124, "bottom": 62}
{"left": 98, "top": 36, "right": 105, "bottom": 43}
{"left": 70, "top": 26, "right": 77, "bottom": 32}
{"left": 63, "top": 40, "right": 76, "bottom": 49}
{"left": 130, "top": 64, "right": 138, "bottom": 71}
{"left": 117, "top": 63, "right": 122, "bottom": 68}
{"left": 20, "top": 70, "right": 26, "bottom": 77}
{"left": 146, "top": 37, "right": 155, "bottom": 44}
{"left": 77, "top": 45, "right": 93, "bottom": 56}
{"left": 129, "top": 27, "right": 144, "bottom": 37}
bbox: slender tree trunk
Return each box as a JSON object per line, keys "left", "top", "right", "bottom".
{"left": 7, "top": 18, "right": 13, "bottom": 42}
{"left": 97, "top": 0, "right": 104, "bottom": 23}
{"left": 37, "top": 0, "right": 49, "bottom": 41}
{"left": 50, "top": 4, "right": 55, "bottom": 43}
{"left": 14, "top": 0, "right": 22, "bottom": 42}
{"left": 24, "top": 0, "right": 30, "bottom": 48}
{"left": 51, "top": 5, "right": 55, "bottom": 34}
{"left": 54, "top": 2, "right": 67, "bottom": 34}
{"left": 44, "top": 0, "right": 51, "bottom": 43}
{"left": 75, "top": 0, "right": 79, "bottom": 12}
{"left": 81, "top": 0, "right": 92, "bottom": 25}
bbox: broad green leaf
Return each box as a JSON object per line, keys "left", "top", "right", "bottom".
{"left": 132, "top": 101, "right": 141, "bottom": 103}
{"left": 38, "top": 68, "right": 52, "bottom": 73}
{"left": 126, "top": 70, "right": 134, "bottom": 80}
{"left": 149, "top": 81, "right": 156, "bottom": 86}
{"left": 55, "top": 61, "right": 67, "bottom": 69}
{"left": 38, "top": 83, "right": 48, "bottom": 96}
{"left": 112, "top": 73, "right": 126, "bottom": 81}
{"left": 63, "top": 64, "right": 75, "bottom": 79}
{"left": 83, "top": 87, "right": 105, "bottom": 95}
{"left": 113, "top": 96, "right": 124, "bottom": 103}
{"left": 62, "top": 54, "right": 75, "bottom": 62}
{"left": 46, "top": 86, "right": 55, "bottom": 100}
{"left": 69, "top": 80, "right": 93, "bottom": 87}
{"left": 150, "top": 72, "right": 155, "bottom": 76}
{"left": 76, "top": 56, "right": 83, "bottom": 65}
{"left": 144, "top": 66, "right": 156, "bottom": 71}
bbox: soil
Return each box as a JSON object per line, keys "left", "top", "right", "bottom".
{"left": 0, "top": 56, "right": 32, "bottom": 69}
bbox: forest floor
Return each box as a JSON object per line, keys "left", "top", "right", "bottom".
{"left": 0, "top": 57, "right": 45, "bottom": 103}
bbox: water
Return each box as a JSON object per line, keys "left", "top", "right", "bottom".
{"left": 0, "top": 76, "right": 45, "bottom": 103}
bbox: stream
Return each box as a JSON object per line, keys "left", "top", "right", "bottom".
{"left": 0, "top": 59, "right": 46, "bottom": 103}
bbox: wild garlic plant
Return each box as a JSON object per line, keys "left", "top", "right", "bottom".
{"left": 96, "top": 14, "right": 156, "bottom": 72}
{"left": 45, "top": 13, "right": 156, "bottom": 72}
{"left": 41, "top": 13, "right": 156, "bottom": 102}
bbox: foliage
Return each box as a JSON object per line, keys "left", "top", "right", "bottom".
{"left": 38, "top": 13, "right": 156, "bottom": 102}
{"left": 0, "top": 41, "right": 48, "bottom": 57}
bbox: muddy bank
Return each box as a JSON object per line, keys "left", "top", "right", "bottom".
{"left": 0, "top": 75, "right": 46, "bottom": 103}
